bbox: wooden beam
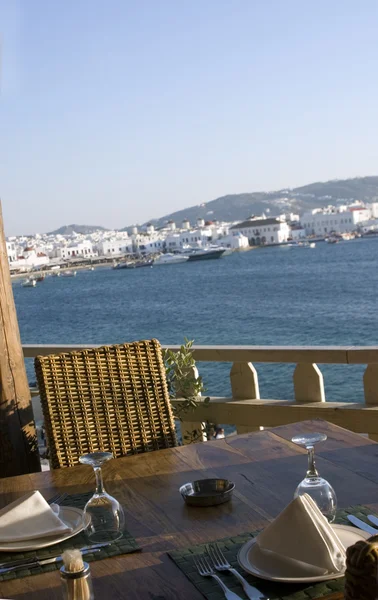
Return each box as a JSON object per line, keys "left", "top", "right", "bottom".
{"left": 230, "top": 362, "right": 260, "bottom": 400}
{"left": 0, "top": 202, "right": 40, "bottom": 476}
{"left": 293, "top": 363, "right": 325, "bottom": 403}
{"left": 171, "top": 397, "right": 378, "bottom": 436}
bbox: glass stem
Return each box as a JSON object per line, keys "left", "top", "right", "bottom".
{"left": 306, "top": 445, "right": 319, "bottom": 478}
{"left": 94, "top": 466, "right": 105, "bottom": 494}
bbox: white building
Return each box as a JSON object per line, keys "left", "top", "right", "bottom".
{"left": 9, "top": 247, "right": 50, "bottom": 270}
{"left": 133, "top": 231, "right": 165, "bottom": 254}
{"left": 230, "top": 217, "right": 290, "bottom": 245}
{"left": 290, "top": 226, "right": 307, "bottom": 241}
{"left": 218, "top": 232, "right": 249, "bottom": 249}
{"left": 368, "top": 203, "right": 378, "bottom": 218}
{"left": 57, "top": 241, "right": 97, "bottom": 260}
{"left": 98, "top": 239, "right": 133, "bottom": 256}
{"left": 6, "top": 241, "right": 17, "bottom": 264}
{"left": 301, "top": 205, "right": 371, "bottom": 235}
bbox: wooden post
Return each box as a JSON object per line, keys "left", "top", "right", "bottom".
{"left": 293, "top": 363, "right": 325, "bottom": 403}
{"left": 0, "top": 202, "right": 40, "bottom": 476}
{"left": 230, "top": 362, "right": 260, "bottom": 400}
{"left": 363, "top": 365, "right": 378, "bottom": 441}
{"left": 231, "top": 362, "right": 261, "bottom": 432}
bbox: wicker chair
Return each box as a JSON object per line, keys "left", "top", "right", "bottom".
{"left": 35, "top": 339, "right": 177, "bottom": 469}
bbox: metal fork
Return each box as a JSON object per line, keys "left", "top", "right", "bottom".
{"left": 207, "top": 543, "right": 268, "bottom": 600}
{"left": 193, "top": 555, "right": 242, "bottom": 600}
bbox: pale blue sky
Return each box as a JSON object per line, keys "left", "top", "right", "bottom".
{"left": 1, "top": 0, "right": 378, "bottom": 235}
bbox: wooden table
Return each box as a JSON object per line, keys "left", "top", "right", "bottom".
{"left": 1, "top": 419, "right": 378, "bottom": 599}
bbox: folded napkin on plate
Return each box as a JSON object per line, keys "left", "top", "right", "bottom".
{"left": 0, "top": 491, "right": 72, "bottom": 542}
{"left": 256, "top": 493, "right": 346, "bottom": 577}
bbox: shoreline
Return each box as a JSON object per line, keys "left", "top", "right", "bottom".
{"left": 10, "top": 261, "right": 113, "bottom": 281}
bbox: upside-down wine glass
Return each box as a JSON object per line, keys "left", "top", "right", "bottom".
{"left": 292, "top": 433, "right": 337, "bottom": 523}
{"left": 79, "top": 452, "right": 125, "bottom": 543}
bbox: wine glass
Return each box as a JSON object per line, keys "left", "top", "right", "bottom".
{"left": 79, "top": 452, "right": 125, "bottom": 543}
{"left": 292, "top": 433, "right": 337, "bottom": 522}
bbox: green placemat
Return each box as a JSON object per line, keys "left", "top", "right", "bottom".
{"left": 169, "top": 505, "right": 372, "bottom": 600}
{"left": 0, "top": 492, "right": 140, "bottom": 581}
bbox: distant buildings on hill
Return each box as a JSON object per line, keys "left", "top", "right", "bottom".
{"left": 6, "top": 201, "right": 378, "bottom": 271}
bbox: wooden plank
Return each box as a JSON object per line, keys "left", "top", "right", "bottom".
{"left": 23, "top": 344, "right": 351, "bottom": 363}
{"left": 0, "top": 202, "right": 40, "bottom": 477}
{"left": 23, "top": 343, "right": 95, "bottom": 357}
{"left": 171, "top": 397, "right": 378, "bottom": 435}
{"left": 22, "top": 343, "right": 378, "bottom": 365}
{"left": 347, "top": 347, "right": 378, "bottom": 364}
{"left": 364, "top": 364, "right": 378, "bottom": 404}
{"left": 190, "top": 346, "right": 350, "bottom": 363}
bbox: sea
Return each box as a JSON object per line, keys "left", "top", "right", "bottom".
{"left": 13, "top": 237, "right": 378, "bottom": 404}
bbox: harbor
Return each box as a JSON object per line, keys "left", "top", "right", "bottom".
{"left": 14, "top": 235, "right": 378, "bottom": 402}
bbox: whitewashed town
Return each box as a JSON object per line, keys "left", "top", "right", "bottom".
{"left": 6, "top": 200, "right": 378, "bottom": 275}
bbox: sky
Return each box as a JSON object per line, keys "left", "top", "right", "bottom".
{"left": 1, "top": 1, "right": 378, "bottom": 235}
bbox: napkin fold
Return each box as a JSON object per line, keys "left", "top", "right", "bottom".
{"left": 0, "top": 491, "right": 72, "bottom": 543}
{"left": 256, "top": 493, "right": 346, "bottom": 576}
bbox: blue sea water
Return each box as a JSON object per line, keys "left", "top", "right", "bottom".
{"left": 13, "top": 237, "right": 378, "bottom": 402}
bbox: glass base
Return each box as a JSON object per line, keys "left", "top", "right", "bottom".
{"left": 85, "top": 529, "right": 123, "bottom": 544}
{"left": 295, "top": 476, "right": 337, "bottom": 523}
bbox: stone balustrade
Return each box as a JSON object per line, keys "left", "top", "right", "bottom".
{"left": 22, "top": 344, "right": 378, "bottom": 442}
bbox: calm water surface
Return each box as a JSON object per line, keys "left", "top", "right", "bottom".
{"left": 14, "top": 238, "right": 378, "bottom": 402}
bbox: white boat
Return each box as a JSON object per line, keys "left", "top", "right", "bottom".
{"left": 180, "top": 247, "right": 226, "bottom": 261}
{"left": 154, "top": 253, "right": 189, "bottom": 266}
{"left": 60, "top": 270, "right": 77, "bottom": 277}
{"left": 285, "top": 241, "right": 316, "bottom": 248}
{"left": 22, "top": 279, "right": 36, "bottom": 288}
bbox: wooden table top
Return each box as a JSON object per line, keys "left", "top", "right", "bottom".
{"left": 1, "top": 419, "right": 378, "bottom": 600}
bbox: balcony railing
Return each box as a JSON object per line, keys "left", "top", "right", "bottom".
{"left": 22, "top": 344, "right": 378, "bottom": 441}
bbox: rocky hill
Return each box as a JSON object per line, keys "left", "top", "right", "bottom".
{"left": 47, "top": 224, "right": 108, "bottom": 235}
{"left": 123, "top": 176, "right": 378, "bottom": 230}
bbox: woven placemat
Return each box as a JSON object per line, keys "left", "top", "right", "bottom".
{"left": 169, "top": 505, "right": 372, "bottom": 600}
{"left": 0, "top": 492, "right": 140, "bottom": 581}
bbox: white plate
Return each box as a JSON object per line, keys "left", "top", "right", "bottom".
{"left": 237, "top": 524, "right": 369, "bottom": 583}
{"left": 0, "top": 506, "right": 86, "bottom": 552}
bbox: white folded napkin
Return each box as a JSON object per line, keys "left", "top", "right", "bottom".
{"left": 255, "top": 493, "right": 346, "bottom": 577}
{"left": 0, "top": 491, "right": 72, "bottom": 542}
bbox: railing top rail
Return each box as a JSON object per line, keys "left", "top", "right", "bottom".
{"left": 22, "top": 344, "right": 378, "bottom": 364}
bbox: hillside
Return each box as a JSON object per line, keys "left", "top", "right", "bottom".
{"left": 123, "top": 176, "right": 378, "bottom": 230}
{"left": 47, "top": 224, "right": 108, "bottom": 235}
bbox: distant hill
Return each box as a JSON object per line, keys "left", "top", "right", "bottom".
{"left": 47, "top": 224, "right": 109, "bottom": 235}
{"left": 122, "top": 176, "right": 378, "bottom": 231}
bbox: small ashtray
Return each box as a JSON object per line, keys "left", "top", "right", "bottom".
{"left": 179, "top": 478, "right": 235, "bottom": 507}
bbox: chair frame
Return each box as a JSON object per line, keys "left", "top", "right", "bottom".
{"left": 35, "top": 339, "right": 177, "bottom": 468}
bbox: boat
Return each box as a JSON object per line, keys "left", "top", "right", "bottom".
{"left": 154, "top": 253, "right": 189, "bottom": 266}
{"left": 36, "top": 275, "right": 45, "bottom": 282}
{"left": 325, "top": 237, "right": 339, "bottom": 244}
{"left": 284, "top": 241, "right": 315, "bottom": 248}
{"left": 22, "top": 279, "right": 36, "bottom": 288}
{"left": 299, "top": 241, "right": 316, "bottom": 248}
{"left": 114, "top": 259, "right": 153, "bottom": 269}
{"left": 340, "top": 232, "right": 355, "bottom": 241}
{"left": 125, "top": 259, "right": 153, "bottom": 269}
{"left": 60, "top": 270, "right": 77, "bottom": 277}
{"left": 181, "top": 247, "right": 226, "bottom": 261}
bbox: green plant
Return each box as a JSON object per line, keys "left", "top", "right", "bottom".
{"left": 163, "top": 338, "right": 215, "bottom": 443}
